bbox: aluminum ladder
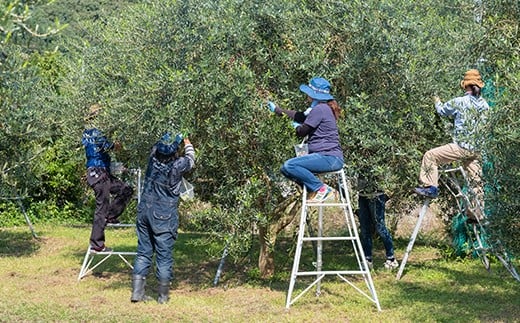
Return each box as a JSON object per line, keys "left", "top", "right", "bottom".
{"left": 286, "top": 168, "right": 381, "bottom": 311}
{"left": 396, "top": 166, "right": 485, "bottom": 280}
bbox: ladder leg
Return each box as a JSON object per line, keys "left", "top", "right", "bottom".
{"left": 339, "top": 171, "right": 365, "bottom": 272}
{"left": 286, "top": 187, "right": 309, "bottom": 308}
{"left": 339, "top": 171, "right": 381, "bottom": 311}
{"left": 396, "top": 198, "right": 430, "bottom": 280}
{"left": 316, "top": 206, "right": 323, "bottom": 296}
{"left": 78, "top": 247, "right": 93, "bottom": 281}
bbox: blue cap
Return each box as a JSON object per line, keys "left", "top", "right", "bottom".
{"left": 155, "top": 132, "right": 179, "bottom": 156}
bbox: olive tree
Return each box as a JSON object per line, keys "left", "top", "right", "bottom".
{"left": 1, "top": 0, "right": 66, "bottom": 202}
{"left": 52, "top": 0, "right": 518, "bottom": 276}
{"left": 477, "top": 0, "right": 520, "bottom": 255}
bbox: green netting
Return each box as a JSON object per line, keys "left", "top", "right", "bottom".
{"left": 451, "top": 212, "right": 470, "bottom": 257}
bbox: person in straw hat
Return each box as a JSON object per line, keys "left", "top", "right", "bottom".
{"left": 414, "top": 69, "right": 489, "bottom": 218}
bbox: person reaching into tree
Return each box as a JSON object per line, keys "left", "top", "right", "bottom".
{"left": 414, "top": 69, "right": 489, "bottom": 219}
{"left": 131, "top": 132, "right": 195, "bottom": 304}
{"left": 267, "top": 77, "right": 344, "bottom": 202}
{"left": 82, "top": 104, "right": 133, "bottom": 253}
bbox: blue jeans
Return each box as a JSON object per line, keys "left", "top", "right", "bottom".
{"left": 132, "top": 195, "right": 179, "bottom": 282}
{"left": 357, "top": 193, "right": 395, "bottom": 260}
{"left": 281, "top": 153, "right": 344, "bottom": 192}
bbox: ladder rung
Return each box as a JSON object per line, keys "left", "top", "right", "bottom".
{"left": 302, "top": 237, "right": 356, "bottom": 241}
{"left": 296, "top": 270, "right": 368, "bottom": 276}
{"left": 89, "top": 251, "right": 137, "bottom": 255}
{"left": 305, "top": 202, "right": 350, "bottom": 207}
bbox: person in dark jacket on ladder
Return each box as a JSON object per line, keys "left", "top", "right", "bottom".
{"left": 82, "top": 104, "right": 133, "bottom": 253}
{"left": 131, "top": 132, "right": 195, "bottom": 304}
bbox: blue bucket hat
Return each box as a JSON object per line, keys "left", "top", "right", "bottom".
{"left": 155, "top": 132, "right": 179, "bottom": 156}
{"left": 299, "top": 77, "right": 334, "bottom": 101}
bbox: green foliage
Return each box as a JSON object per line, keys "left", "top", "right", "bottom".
{"left": 2, "top": 0, "right": 519, "bottom": 269}
{"left": 1, "top": 0, "right": 65, "bottom": 45}
{"left": 30, "top": 141, "right": 84, "bottom": 205}
{"left": 0, "top": 198, "right": 90, "bottom": 226}
{"left": 478, "top": 1, "right": 520, "bottom": 255}
{"left": 29, "top": 199, "right": 78, "bottom": 223}
{"left": 1, "top": 0, "right": 70, "bottom": 205}
{"left": 0, "top": 200, "right": 23, "bottom": 226}
{"left": 45, "top": 0, "right": 513, "bottom": 260}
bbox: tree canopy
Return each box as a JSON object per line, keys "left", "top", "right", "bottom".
{"left": 1, "top": 0, "right": 519, "bottom": 275}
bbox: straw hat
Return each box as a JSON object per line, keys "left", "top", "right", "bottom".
{"left": 460, "top": 69, "right": 485, "bottom": 89}
{"left": 84, "top": 104, "right": 102, "bottom": 122}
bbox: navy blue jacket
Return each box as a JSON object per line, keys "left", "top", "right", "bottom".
{"left": 141, "top": 143, "right": 195, "bottom": 201}
{"left": 82, "top": 128, "right": 113, "bottom": 169}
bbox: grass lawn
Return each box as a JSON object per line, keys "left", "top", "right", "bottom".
{"left": 0, "top": 224, "right": 519, "bottom": 322}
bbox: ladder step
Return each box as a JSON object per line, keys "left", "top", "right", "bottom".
{"left": 296, "top": 270, "right": 368, "bottom": 276}
{"left": 302, "top": 236, "right": 356, "bottom": 242}
{"left": 89, "top": 251, "right": 137, "bottom": 255}
{"left": 305, "top": 202, "right": 350, "bottom": 207}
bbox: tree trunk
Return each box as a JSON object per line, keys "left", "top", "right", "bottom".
{"left": 258, "top": 225, "right": 276, "bottom": 278}
{"left": 257, "top": 197, "right": 300, "bottom": 279}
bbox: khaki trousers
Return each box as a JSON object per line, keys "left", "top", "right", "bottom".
{"left": 419, "top": 143, "right": 481, "bottom": 189}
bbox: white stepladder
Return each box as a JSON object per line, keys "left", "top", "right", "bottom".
{"left": 397, "top": 166, "right": 520, "bottom": 281}
{"left": 286, "top": 168, "right": 382, "bottom": 311}
{"left": 77, "top": 224, "right": 137, "bottom": 281}
{"left": 78, "top": 168, "right": 142, "bottom": 281}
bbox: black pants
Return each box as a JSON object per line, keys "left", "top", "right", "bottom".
{"left": 87, "top": 167, "right": 133, "bottom": 249}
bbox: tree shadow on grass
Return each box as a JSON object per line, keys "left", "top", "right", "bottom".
{"left": 0, "top": 229, "right": 41, "bottom": 257}
{"left": 394, "top": 262, "right": 520, "bottom": 321}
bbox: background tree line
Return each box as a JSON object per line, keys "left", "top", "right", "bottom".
{"left": 1, "top": 0, "right": 518, "bottom": 277}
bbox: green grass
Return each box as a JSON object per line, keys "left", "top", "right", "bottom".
{"left": 0, "top": 225, "right": 519, "bottom": 322}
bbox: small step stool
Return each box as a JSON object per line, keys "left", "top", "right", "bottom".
{"left": 78, "top": 223, "right": 137, "bottom": 281}
{"left": 286, "top": 169, "right": 382, "bottom": 311}
{"left": 78, "top": 168, "right": 142, "bottom": 281}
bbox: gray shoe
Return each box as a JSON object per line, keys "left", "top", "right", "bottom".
{"left": 362, "top": 258, "right": 373, "bottom": 271}
{"left": 384, "top": 259, "right": 399, "bottom": 270}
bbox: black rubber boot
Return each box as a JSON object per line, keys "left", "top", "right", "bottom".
{"left": 130, "top": 275, "right": 148, "bottom": 302}
{"left": 157, "top": 280, "right": 170, "bottom": 304}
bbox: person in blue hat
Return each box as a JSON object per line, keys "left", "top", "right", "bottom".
{"left": 131, "top": 132, "right": 195, "bottom": 304}
{"left": 267, "top": 77, "right": 344, "bottom": 202}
